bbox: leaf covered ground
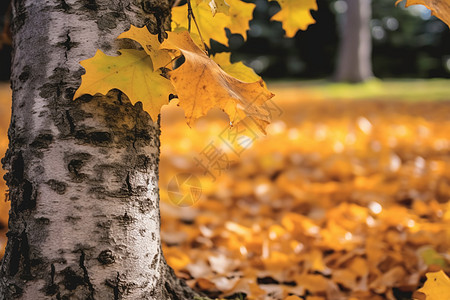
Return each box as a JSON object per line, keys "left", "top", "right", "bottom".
{"left": 0, "top": 80, "right": 449, "bottom": 299}
{"left": 158, "top": 80, "right": 450, "bottom": 300}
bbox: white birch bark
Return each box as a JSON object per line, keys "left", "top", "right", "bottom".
{"left": 0, "top": 0, "right": 198, "bottom": 299}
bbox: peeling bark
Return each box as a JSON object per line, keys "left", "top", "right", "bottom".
{"left": 0, "top": 0, "right": 199, "bottom": 299}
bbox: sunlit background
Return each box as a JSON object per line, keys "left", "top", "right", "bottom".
{"left": 1, "top": 1, "right": 450, "bottom": 299}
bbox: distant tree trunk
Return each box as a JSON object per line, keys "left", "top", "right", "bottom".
{"left": 334, "top": 0, "right": 373, "bottom": 82}
{"left": 0, "top": 1, "right": 198, "bottom": 299}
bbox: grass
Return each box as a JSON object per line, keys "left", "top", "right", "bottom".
{"left": 267, "top": 78, "right": 450, "bottom": 102}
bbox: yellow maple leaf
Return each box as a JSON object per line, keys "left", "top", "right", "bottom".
{"left": 213, "top": 52, "right": 262, "bottom": 83}
{"left": 171, "top": 0, "right": 255, "bottom": 47}
{"left": 161, "top": 31, "right": 274, "bottom": 130}
{"left": 225, "top": 0, "right": 255, "bottom": 40}
{"left": 73, "top": 49, "right": 174, "bottom": 121}
{"left": 396, "top": 0, "right": 450, "bottom": 27}
{"left": 271, "top": 0, "right": 318, "bottom": 37}
{"left": 172, "top": 1, "right": 230, "bottom": 47}
{"left": 117, "top": 25, "right": 173, "bottom": 70}
{"left": 196, "top": 0, "right": 230, "bottom": 16}
{"left": 416, "top": 270, "right": 450, "bottom": 300}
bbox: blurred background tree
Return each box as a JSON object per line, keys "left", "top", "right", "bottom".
{"left": 334, "top": 0, "right": 373, "bottom": 82}
{"left": 212, "top": 0, "right": 450, "bottom": 80}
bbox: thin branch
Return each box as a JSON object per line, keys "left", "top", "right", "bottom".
{"left": 187, "top": 0, "right": 207, "bottom": 51}
{"left": 172, "top": 0, "right": 182, "bottom": 8}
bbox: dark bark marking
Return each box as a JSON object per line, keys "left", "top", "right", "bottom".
{"left": 105, "top": 272, "right": 121, "bottom": 300}
{"left": 45, "top": 263, "right": 59, "bottom": 295}
{"left": 115, "top": 212, "right": 134, "bottom": 226}
{"left": 125, "top": 172, "right": 132, "bottom": 195}
{"left": 66, "top": 152, "right": 91, "bottom": 181}
{"left": 8, "top": 152, "right": 36, "bottom": 212}
{"left": 65, "top": 110, "right": 75, "bottom": 133}
{"left": 117, "top": 90, "right": 124, "bottom": 105}
{"left": 136, "top": 154, "right": 150, "bottom": 171}
{"left": 12, "top": 1, "right": 27, "bottom": 31}
{"left": 74, "top": 130, "right": 112, "bottom": 145}
{"left": 58, "top": 32, "right": 77, "bottom": 52}
{"left": 30, "top": 133, "right": 54, "bottom": 149}
{"left": 60, "top": 267, "right": 84, "bottom": 291}
{"left": 46, "top": 179, "right": 67, "bottom": 195}
{"left": 11, "top": 152, "right": 24, "bottom": 183}
{"left": 114, "top": 272, "right": 120, "bottom": 300}
{"left": 36, "top": 217, "right": 50, "bottom": 225}
{"left": 98, "top": 12, "right": 121, "bottom": 31}
{"left": 18, "top": 180, "right": 35, "bottom": 211}
{"left": 18, "top": 65, "right": 30, "bottom": 82}
{"left": 8, "top": 237, "right": 21, "bottom": 276}
{"left": 8, "top": 230, "right": 32, "bottom": 279}
{"left": 79, "top": 250, "right": 95, "bottom": 299}
{"left": 150, "top": 254, "right": 158, "bottom": 269}
{"left": 56, "top": 0, "right": 71, "bottom": 11}
{"left": 89, "top": 186, "right": 106, "bottom": 199}
{"left": 141, "top": 1, "right": 170, "bottom": 42}
{"left": 67, "top": 159, "right": 84, "bottom": 178}
{"left": 65, "top": 216, "right": 81, "bottom": 224}
{"left": 73, "top": 93, "right": 93, "bottom": 102}
{"left": 139, "top": 198, "right": 155, "bottom": 214}
{"left": 3, "top": 283, "right": 23, "bottom": 298}
{"left": 164, "top": 282, "right": 181, "bottom": 300}
{"left": 132, "top": 128, "right": 152, "bottom": 150}
{"left": 97, "top": 250, "right": 115, "bottom": 265}
{"left": 83, "top": 0, "right": 98, "bottom": 11}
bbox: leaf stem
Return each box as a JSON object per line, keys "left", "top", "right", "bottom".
{"left": 187, "top": 0, "right": 207, "bottom": 52}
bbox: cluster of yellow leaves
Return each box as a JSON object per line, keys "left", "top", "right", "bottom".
{"left": 172, "top": 0, "right": 318, "bottom": 46}
{"left": 397, "top": 0, "right": 450, "bottom": 27}
{"left": 172, "top": 0, "right": 255, "bottom": 48}
{"left": 159, "top": 85, "right": 450, "bottom": 300}
{"left": 74, "top": 0, "right": 319, "bottom": 129}
{"left": 74, "top": 25, "right": 274, "bottom": 129}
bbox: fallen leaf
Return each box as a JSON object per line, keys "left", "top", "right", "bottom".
{"left": 284, "top": 296, "right": 303, "bottom": 300}
{"left": 416, "top": 270, "right": 450, "bottom": 300}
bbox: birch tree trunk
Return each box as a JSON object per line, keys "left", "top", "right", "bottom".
{"left": 334, "top": 0, "right": 373, "bottom": 82}
{"left": 0, "top": 1, "right": 198, "bottom": 299}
